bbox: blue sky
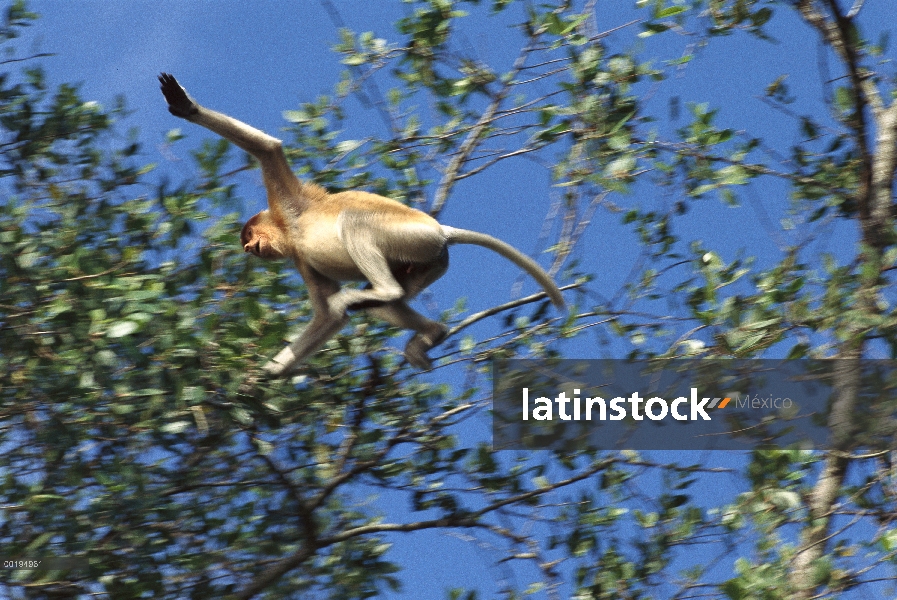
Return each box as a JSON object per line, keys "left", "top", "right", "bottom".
{"left": 17, "top": 1, "right": 897, "bottom": 597}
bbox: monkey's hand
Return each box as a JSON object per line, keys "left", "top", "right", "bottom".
{"left": 158, "top": 73, "right": 199, "bottom": 120}
{"left": 261, "top": 356, "right": 290, "bottom": 379}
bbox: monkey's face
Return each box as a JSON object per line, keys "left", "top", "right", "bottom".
{"left": 240, "top": 212, "right": 284, "bottom": 260}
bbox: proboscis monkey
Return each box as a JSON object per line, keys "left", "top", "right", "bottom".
{"left": 159, "top": 73, "right": 565, "bottom": 377}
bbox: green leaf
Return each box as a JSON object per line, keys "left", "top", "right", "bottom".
{"left": 26, "top": 532, "right": 54, "bottom": 551}
{"left": 657, "top": 6, "right": 686, "bottom": 18}
{"left": 107, "top": 321, "right": 139, "bottom": 338}
{"left": 342, "top": 54, "right": 367, "bottom": 66}
{"left": 335, "top": 139, "right": 364, "bottom": 154}
{"left": 161, "top": 421, "right": 191, "bottom": 434}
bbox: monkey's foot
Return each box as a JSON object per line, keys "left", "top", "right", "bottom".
{"left": 404, "top": 324, "right": 449, "bottom": 370}
{"left": 158, "top": 73, "right": 199, "bottom": 119}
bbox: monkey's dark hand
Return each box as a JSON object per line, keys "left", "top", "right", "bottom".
{"left": 158, "top": 73, "right": 199, "bottom": 119}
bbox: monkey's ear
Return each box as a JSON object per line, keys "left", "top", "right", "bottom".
{"left": 158, "top": 73, "right": 199, "bottom": 119}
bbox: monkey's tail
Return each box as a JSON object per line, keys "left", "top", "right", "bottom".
{"left": 442, "top": 226, "right": 566, "bottom": 310}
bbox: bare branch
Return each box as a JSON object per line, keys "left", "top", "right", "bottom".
{"left": 430, "top": 38, "right": 540, "bottom": 216}
{"left": 447, "top": 282, "right": 581, "bottom": 337}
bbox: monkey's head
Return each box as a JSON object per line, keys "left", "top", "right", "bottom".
{"left": 241, "top": 211, "right": 285, "bottom": 260}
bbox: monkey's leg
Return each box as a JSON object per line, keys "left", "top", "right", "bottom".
{"left": 367, "top": 248, "right": 450, "bottom": 370}
{"left": 347, "top": 247, "right": 449, "bottom": 311}
{"left": 263, "top": 268, "right": 346, "bottom": 377}
{"left": 368, "top": 302, "right": 448, "bottom": 370}
{"left": 326, "top": 256, "right": 402, "bottom": 319}
{"left": 327, "top": 212, "right": 444, "bottom": 317}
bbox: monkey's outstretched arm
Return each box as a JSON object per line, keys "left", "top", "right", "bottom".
{"left": 158, "top": 73, "right": 300, "bottom": 214}
{"left": 159, "top": 73, "right": 284, "bottom": 158}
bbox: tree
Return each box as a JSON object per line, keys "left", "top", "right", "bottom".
{"left": 1, "top": 0, "right": 896, "bottom": 598}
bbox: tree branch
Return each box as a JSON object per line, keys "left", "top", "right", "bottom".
{"left": 430, "top": 37, "right": 540, "bottom": 217}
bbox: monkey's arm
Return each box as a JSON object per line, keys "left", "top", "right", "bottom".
{"left": 159, "top": 73, "right": 284, "bottom": 158}
{"left": 158, "top": 73, "right": 300, "bottom": 212}
{"left": 262, "top": 264, "right": 347, "bottom": 377}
